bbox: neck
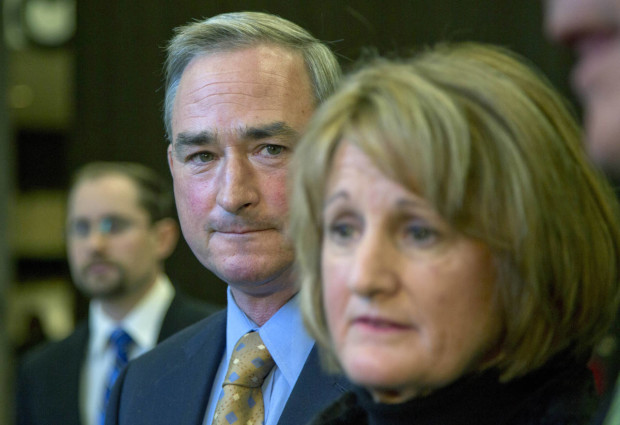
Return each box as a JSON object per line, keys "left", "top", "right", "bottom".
{"left": 100, "top": 275, "right": 158, "bottom": 322}
{"left": 231, "top": 285, "right": 298, "bottom": 326}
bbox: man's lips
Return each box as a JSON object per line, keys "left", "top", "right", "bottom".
{"left": 84, "top": 261, "right": 117, "bottom": 274}
{"left": 212, "top": 228, "right": 271, "bottom": 235}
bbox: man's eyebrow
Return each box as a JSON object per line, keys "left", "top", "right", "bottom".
{"left": 242, "top": 122, "right": 299, "bottom": 140}
{"left": 175, "top": 130, "right": 217, "bottom": 148}
{"left": 173, "top": 122, "right": 298, "bottom": 152}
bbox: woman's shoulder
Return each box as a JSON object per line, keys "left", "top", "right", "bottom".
{"left": 509, "top": 359, "right": 599, "bottom": 425}
{"left": 307, "top": 391, "right": 368, "bottom": 425}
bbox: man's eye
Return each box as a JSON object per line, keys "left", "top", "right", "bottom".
{"left": 189, "top": 152, "right": 215, "bottom": 163}
{"left": 263, "top": 145, "right": 284, "bottom": 156}
{"left": 70, "top": 220, "right": 90, "bottom": 237}
{"left": 101, "top": 217, "right": 132, "bottom": 235}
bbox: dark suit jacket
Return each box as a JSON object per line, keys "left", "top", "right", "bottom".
{"left": 17, "top": 292, "right": 219, "bottom": 425}
{"left": 105, "top": 309, "right": 349, "bottom": 425}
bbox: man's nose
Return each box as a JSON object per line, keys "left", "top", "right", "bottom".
{"left": 216, "top": 155, "right": 260, "bottom": 214}
{"left": 84, "top": 228, "right": 108, "bottom": 252}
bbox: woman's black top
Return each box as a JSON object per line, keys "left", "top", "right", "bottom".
{"left": 309, "top": 351, "right": 598, "bottom": 425}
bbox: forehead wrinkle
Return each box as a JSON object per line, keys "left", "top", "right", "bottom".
{"left": 183, "top": 87, "right": 284, "bottom": 116}
{"left": 187, "top": 69, "right": 294, "bottom": 98}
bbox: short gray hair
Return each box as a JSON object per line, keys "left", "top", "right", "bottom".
{"left": 163, "top": 11, "right": 341, "bottom": 142}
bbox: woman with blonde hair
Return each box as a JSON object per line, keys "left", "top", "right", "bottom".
{"left": 290, "top": 43, "right": 620, "bottom": 424}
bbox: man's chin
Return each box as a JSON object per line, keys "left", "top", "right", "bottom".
{"left": 93, "top": 288, "right": 127, "bottom": 301}
{"left": 208, "top": 258, "right": 295, "bottom": 289}
{"left": 78, "top": 280, "right": 125, "bottom": 301}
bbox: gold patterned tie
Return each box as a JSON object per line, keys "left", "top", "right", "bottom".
{"left": 213, "top": 331, "right": 275, "bottom": 425}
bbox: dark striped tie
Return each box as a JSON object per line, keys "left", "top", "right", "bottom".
{"left": 100, "top": 328, "right": 133, "bottom": 425}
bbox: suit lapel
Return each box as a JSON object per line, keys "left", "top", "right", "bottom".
{"left": 277, "top": 345, "right": 349, "bottom": 425}
{"left": 66, "top": 323, "right": 89, "bottom": 425}
{"left": 171, "top": 310, "right": 227, "bottom": 425}
{"left": 157, "top": 292, "right": 219, "bottom": 343}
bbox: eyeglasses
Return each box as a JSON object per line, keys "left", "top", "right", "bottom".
{"left": 67, "top": 215, "right": 138, "bottom": 238}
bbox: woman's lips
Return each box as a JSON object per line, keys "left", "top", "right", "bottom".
{"left": 352, "top": 315, "right": 412, "bottom": 331}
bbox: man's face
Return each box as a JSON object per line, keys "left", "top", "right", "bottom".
{"left": 67, "top": 174, "right": 162, "bottom": 300}
{"left": 545, "top": 0, "right": 620, "bottom": 174}
{"left": 167, "top": 45, "right": 315, "bottom": 297}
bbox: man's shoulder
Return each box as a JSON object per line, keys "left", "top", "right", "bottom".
{"left": 132, "top": 308, "right": 227, "bottom": 370}
{"left": 20, "top": 321, "right": 88, "bottom": 372}
{"left": 168, "top": 291, "right": 221, "bottom": 319}
{"left": 111, "top": 308, "right": 227, "bottom": 416}
{"left": 159, "top": 292, "right": 222, "bottom": 340}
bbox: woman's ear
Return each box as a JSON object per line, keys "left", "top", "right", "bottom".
{"left": 153, "top": 217, "right": 180, "bottom": 261}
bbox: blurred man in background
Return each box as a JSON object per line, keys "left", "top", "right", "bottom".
{"left": 17, "top": 161, "right": 219, "bottom": 425}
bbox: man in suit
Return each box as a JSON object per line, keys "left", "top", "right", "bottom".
{"left": 17, "top": 162, "right": 219, "bottom": 425}
{"left": 105, "top": 11, "right": 346, "bottom": 425}
{"left": 544, "top": 1, "right": 620, "bottom": 423}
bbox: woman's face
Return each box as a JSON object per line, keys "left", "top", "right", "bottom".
{"left": 322, "top": 141, "right": 503, "bottom": 403}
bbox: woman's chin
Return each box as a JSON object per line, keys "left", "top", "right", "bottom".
{"left": 367, "top": 387, "right": 420, "bottom": 404}
{"left": 344, "top": 361, "right": 424, "bottom": 404}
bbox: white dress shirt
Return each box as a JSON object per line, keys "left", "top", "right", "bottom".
{"left": 81, "top": 274, "right": 174, "bottom": 425}
{"left": 203, "top": 288, "right": 314, "bottom": 425}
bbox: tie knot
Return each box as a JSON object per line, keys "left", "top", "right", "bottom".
{"left": 224, "top": 331, "right": 275, "bottom": 388}
{"left": 109, "top": 328, "right": 133, "bottom": 356}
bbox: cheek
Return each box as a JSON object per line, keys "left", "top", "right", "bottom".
{"left": 260, "top": 171, "right": 290, "bottom": 213}
{"left": 67, "top": 243, "right": 83, "bottom": 265}
{"left": 321, "top": 255, "right": 350, "bottom": 344}
{"left": 174, "top": 177, "right": 214, "bottom": 219}
{"left": 112, "top": 236, "right": 147, "bottom": 259}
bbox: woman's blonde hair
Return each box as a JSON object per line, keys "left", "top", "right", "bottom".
{"left": 290, "top": 42, "right": 620, "bottom": 381}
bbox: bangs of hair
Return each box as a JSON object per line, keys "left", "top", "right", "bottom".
{"left": 331, "top": 61, "right": 475, "bottom": 226}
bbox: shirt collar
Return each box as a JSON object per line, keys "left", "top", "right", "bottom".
{"left": 89, "top": 274, "right": 175, "bottom": 354}
{"left": 225, "top": 287, "right": 314, "bottom": 388}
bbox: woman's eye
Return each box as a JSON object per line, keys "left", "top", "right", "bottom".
{"left": 405, "top": 224, "right": 438, "bottom": 246}
{"left": 327, "top": 222, "right": 357, "bottom": 243}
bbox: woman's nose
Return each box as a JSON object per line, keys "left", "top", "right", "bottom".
{"left": 347, "top": 231, "right": 400, "bottom": 298}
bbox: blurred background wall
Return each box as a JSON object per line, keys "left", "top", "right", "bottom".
{"left": 1, "top": 3, "right": 16, "bottom": 424}
{"left": 1, "top": 1, "right": 574, "bottom": 423}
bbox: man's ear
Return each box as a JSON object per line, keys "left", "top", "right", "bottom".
{"left": 153, "top": 217, "right": 180, "bottom": 261}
